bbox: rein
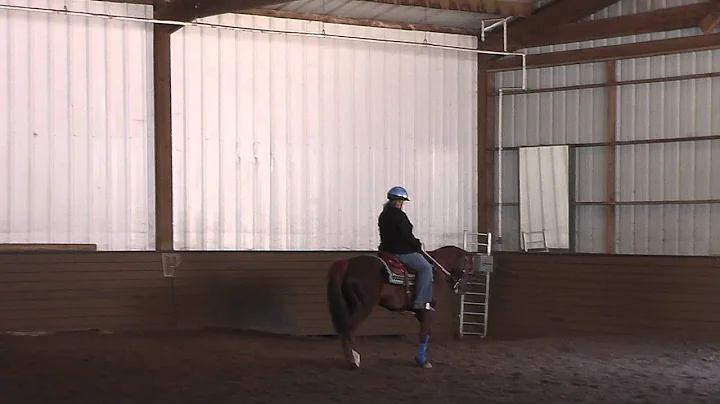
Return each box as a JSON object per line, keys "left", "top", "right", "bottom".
{"left": 420, "top": 248, "right": 453, "bottom": 278}
{"left": 420, "top": 248, "right": 472, "bottom": 291}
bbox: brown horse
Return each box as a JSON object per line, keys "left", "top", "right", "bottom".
{"left": 325, "top": 245, "right": 476, "bottom": 369}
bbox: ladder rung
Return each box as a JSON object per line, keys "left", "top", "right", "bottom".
{"left": 465, "top": 292, "right": 486, "bottom": 296}
{"left": 461, "top": 312, "right": 485, "bottom": 316}
{"left": 466, "top": 282, "right": 486, "bottom": 286}
{"left": 462, "top": 321, "right": 486, "bottom": 326}
{"left": 460, "top": 332, "right": 486, "bottom": 336}
{"left": 462, "top": 302, "right": 485, "bottom": 306}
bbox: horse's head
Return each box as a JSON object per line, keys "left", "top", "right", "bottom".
{"left": 426, "top": 245, "right": 477, "bottom": 295}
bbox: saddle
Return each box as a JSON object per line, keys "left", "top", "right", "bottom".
{"left": 377, "top": 251, "right": 423, "bottom": 301}
{"left": 377, "top": 251, "right": 416, "bottom": 277}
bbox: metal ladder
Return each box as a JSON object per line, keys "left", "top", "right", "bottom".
{"left": 459, "top": 230, "right": 493, "bottom": 338}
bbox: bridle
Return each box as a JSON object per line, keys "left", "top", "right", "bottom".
{"left": 421, "top": 249, "right": 474, "bottom": 293}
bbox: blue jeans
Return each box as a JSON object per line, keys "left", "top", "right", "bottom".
{"left": 395, "top": 252, "right": 433, "bottom": 306}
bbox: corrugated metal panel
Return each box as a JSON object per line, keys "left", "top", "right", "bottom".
{"left": 617, "top": 204, "right": 720, "bottom": 255}
{"left": 575, "top": 206, "right": 606, "bottom": 253}
{"left": 517, "top": 1, "right": 703, "bottom": 54}
{"left": 495, "top": 150, "right": 518, "bottom": 250}
{"left": 574, "top": 146, "right": 607, "bottom": 253}
{"left": 587, "top": 0, "right": 704, "bottom": 20}
{"left": 518, "top": 145, "right": 570, "bottom": 249}
{"left": 499, "top": 206, "right": 520, "bottom": 251}
{"left": 618, "top": 50, "right": 720, "bottom": 81}
{"left": 171, "top": 14, "right": 478, "bottom": 251}
{"left": 496, "top": 88, "right": 607, "bottom": 146}
{"left": 263, "top": 0, "right": 500, "bottom": 29}
{"left": 496, "top": 63, "right": 606, "bottom": 89}
{"left": 0, "top": 0, "right": 155, "bottom": 250}
{"left": 616, "top": 141, "right": 720, "bottom": 202}
{"left": 496, "top": 150, "right": 519, "bottom": 204}
{"left": 614, "top": 54, "right": 720, "bottom": 254}
{"left": 523, "top": 27, "right": 701, "bottom": 55}
{"left": 617, "top": 78, "right": 720, "bottom": 141}
{"left": 575, "top": 146, "right": 607, "bottom": 203}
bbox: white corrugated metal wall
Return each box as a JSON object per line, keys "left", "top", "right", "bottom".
{"left": 493, "top": 0, "right": 720, "bottom": 255}
{"left": 0, "top": 0, "right": 155, "bottom": 250}
{"left": 171, "top": 14, "right": 478, "bottom": 251}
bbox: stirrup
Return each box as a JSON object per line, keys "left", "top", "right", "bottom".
{"left": 413, "top": 302, "right": 435, "bottom": 312}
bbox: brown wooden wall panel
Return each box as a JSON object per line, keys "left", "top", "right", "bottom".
{"left": 170, "top": 251, "right": 429, "bottom": 337}
{"left": 0, "top": 252, "right": 174, "bottom": 332}
{"left": 488, "top": 252, "right": 720, "bottom": 339}
{"left": 0, "top": 251, "right": 460, "bottom": 339}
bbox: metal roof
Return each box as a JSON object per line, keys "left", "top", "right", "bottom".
{"left": 262, "top": 0, "right": 501, "bottom": 29}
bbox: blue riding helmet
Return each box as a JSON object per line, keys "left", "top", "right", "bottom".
{"left": 387, "top": 186, "right": 410, "bottom": 201}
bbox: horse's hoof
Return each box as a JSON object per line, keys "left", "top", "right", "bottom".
{"left": 351, "top": 349, "right": 361, "bottom": 369}
{"left": 415, "top": 356, "right": 432, "bottom": 369}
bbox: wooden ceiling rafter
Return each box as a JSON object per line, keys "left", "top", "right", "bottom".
{"left": 699, "top": 0, "right": 720, "bottom": 34}
{"left": 488, "top": 31, "right": 720, "bottom": 71}
{"left": 478, "top": 0, "right": 622, "bottom": 54}
{"left": 355, "top": 0, "right": 536, "bottom": 17}
{"left": 153, "top": 0, "right": 296, "bottom": 31}
{"left": 520, "top": 2, "right": 718, "bottom": 48}
{"left": 240, "top": 8, "right": 481, "bottom": 36}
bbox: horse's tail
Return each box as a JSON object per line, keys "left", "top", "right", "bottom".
{"left": 326, "top": 259, "right": 351, "bottom": 339}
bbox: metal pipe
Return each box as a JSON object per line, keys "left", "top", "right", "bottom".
{"left": 483, "top": 18, "right": 507, "bottom": 33}
{"left": 0, "top": 3, "right": 526, "bottom": 58}
{"left": 502, "top": 18, "right": 508, "bottom": 51}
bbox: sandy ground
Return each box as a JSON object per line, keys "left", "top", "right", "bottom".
{"left": 1, "top": 329, "right": 719, "bottom": 404}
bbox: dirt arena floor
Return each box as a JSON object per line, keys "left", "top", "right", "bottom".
{"left": 1, "top": 329, "right": 720, "bottom": 404}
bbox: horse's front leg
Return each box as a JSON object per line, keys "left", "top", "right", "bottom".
{"left": 414, "top": 310, "right": 433, "bottom": 369}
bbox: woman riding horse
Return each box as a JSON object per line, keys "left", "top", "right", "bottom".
{"left": 377, "top": 186, "right": 435, "bottom": 312}
{"left": 325, "top": 186, "right": 474, "bottom": 369}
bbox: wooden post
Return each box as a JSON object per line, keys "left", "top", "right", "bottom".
{"left": 153, "top": 24, "right": 174, "bottom": 251}
{"left": 605, "top": 60, "right": 617, "bottom": 254}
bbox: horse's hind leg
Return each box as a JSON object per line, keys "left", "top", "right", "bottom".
{"left": 340, "top": 336, "right": 358, "bottom": 369}
{"left": 342, "top": 282, "right": 381, "bottom": 369}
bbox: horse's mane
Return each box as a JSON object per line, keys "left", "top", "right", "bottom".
{"left": 429, "top": 245, "right": 466, "bottom": 255}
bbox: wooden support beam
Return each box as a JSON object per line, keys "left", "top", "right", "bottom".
{"left": 605, "top": 61, "right": 617, "bottom": 254}
{"left": 0, "top": 244, "right": 98, "bottom": 252}
{"left": 488, "top": 32, "right": 720, "bottom": 71}
{"left": 495, "top": 72, "right": 720, "bottom": 96}
{"left": 699, "top": 0, "right": 720, "bottom": 34}
{"left": 355, "top": 0, "right": 535, "bottom": 16}
{"left": 495, "top": 134, "right": 720, "bottom": 151}
{"left": 153, "top": 24, "right": 174, "bottom": 251}
{"left": 576, "top": 199, "right": 720, "bottom": 206}
{"left": 96, "top": 0, "right": 153, "bottom": 4}
{"left": 479, "top": 0, "right": 621, "bottom": 53}
{"left": 240, "top": 9, "right": 480, "bottom": 36}
{"left": 521, "top": 3, "right": 716, "bottom": 48}
{"left": 155, "top": 0, "right": 295, "bottom": 32}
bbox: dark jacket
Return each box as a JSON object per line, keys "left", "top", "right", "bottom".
{"left": 378, "top": 205, "right": 421, "bottom": 254}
